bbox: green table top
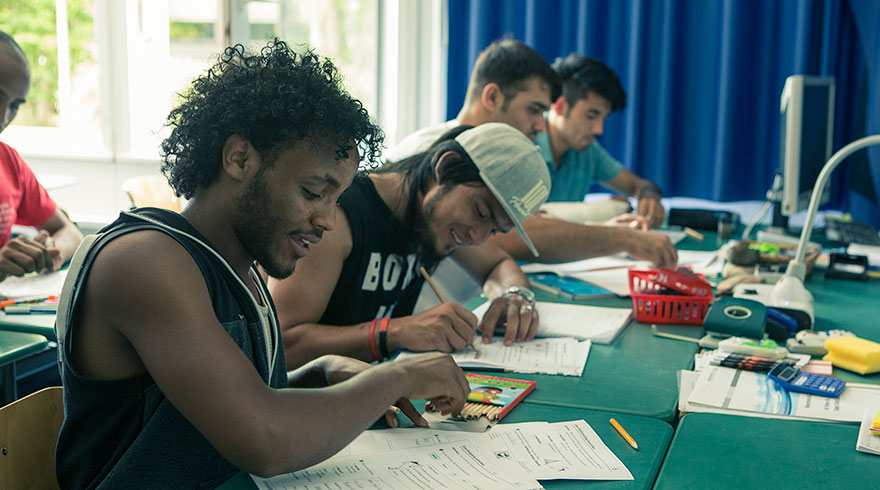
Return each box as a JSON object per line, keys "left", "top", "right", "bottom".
{"left": 218, "top": 404, "right": 674, "bottom": 490}
{"left": 0, "top": 311, "right": 57, "bottom": 339}
{"left": 653, "top": 412, "right": 880, "bottom": 490}
{"left": 0, "top": 330, "right": 48, "bottom": 364}
{"left": 466, "top": 285, "right": 700, "bottom": 422}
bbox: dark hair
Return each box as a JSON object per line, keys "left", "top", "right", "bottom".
{"left": 465, "top": 39, "right": 561, "bottom": 110}
{"left": 160, "top": 39, "right": 384, "bottom": 199}
{"left": 375, "top": 125, "right": 483, "bottom": 266}
{"left": 0, "top": 31, "right": 28, "bottom": 66}
{"left": 552, "top": 54, "right": 626, "bottom": 111}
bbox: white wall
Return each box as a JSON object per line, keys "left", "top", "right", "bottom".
{"left": 28, "top": 153, "right": 165, "bottom": 229}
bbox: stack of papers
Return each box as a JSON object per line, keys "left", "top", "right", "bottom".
{"left": 520, "top": 249, "right": 724, "bottom": 297}
{"left": 472, "top": 301, "right": 632, "bottom": 344}
{"left": 251, "top": 420, "right": 633, "bottom": 489}
{"left": 857, "top": 409, "right": 880, "bottom": 456}
{"left": 0, "top": 269, "right": 67, "bottom": 300}
{"left": 680, "top": 365, "right": 880, "bottom": 423}
{"left": 398, "top": 337, "right": 591, "bottom": 376}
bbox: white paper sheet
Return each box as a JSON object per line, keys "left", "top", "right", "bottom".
{"left": 251, "top": 440, "right": 542, "bottom": 490}
{"left": 0, "top": 269, "right": 67, "bottom": 300}
{"left": 857, "top": 408, "right": 880, "bottom": 455}
{"left": 472, "top": 301, "right": 632, "bottom": 344}
{"left": 292, "top": 420, "right": 632, "bottom": 482}
{"left": 686, "top": 365, "right": 880, "bottom": 423}
{"left": 396, "top": 337, "right": 590, "bottom": 376}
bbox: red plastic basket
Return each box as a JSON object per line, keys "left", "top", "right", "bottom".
{"left": 628, "top": 269, "right": 713, "bottom": 325}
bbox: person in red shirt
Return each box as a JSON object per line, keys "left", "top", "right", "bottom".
{"left": 0, "top": 31, "right": 81, "bottom": 281}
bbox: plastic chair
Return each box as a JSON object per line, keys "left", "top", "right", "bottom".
{"left": 121, "top": 175, "right": 181, "bottom": 212}
{"left": 0, "top": 386, "right": 64, "bottom": 490}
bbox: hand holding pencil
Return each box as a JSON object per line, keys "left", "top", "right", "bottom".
{"left": 419, "top": 267, "right": 480, "bottom": 352}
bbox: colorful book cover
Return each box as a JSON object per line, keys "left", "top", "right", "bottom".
{"left": 465, "top": 373, "right": 536, "bottom": 420}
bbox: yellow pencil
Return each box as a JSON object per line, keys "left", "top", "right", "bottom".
{"left": 420, "top": 266, "right": 480, "bottom": 352}
{"left": 684, "top": 227, "right": 705, "bottom": 241}
{"left": 610, "top": 418, "right": 638, "bottom": 450}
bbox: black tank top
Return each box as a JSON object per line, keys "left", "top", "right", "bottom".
{"left": 320, "top": 175, "right": 428, "bottom": 325}
{"left": 55, "top": 208, "right": 288, "bottom": 490}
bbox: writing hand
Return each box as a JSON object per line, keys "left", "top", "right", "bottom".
{"left": 387, "top": 303, "right": 477, "bottom": 353}
{"left": 624, "top": 230, "right": 678, "bottom": 269}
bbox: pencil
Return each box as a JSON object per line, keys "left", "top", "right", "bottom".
{"left": 684, "top": 227, "right": 705, "bottom": 241}
{"left": 610, "top": 418, "right": 638, "bottom": 450}
{"left": 650, "top": 324, "right": 700, "bottom": 344}
{"left": 580, "top": 264, "right": 638, "bottom": 273}
{"left": 420, "top": 266, "right": 479, "bottom": 352}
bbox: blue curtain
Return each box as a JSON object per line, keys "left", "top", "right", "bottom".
{"left": 446, "top": 0, "right": 880, "bottom": 223}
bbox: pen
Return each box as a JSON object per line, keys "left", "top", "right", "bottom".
{"left": 420, "top": 266, "right": 480, "bottom": 352}
{"left": 610, "top": 418, "right": 638, "bottom": 450}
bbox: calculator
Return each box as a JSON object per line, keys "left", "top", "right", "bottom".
{"left": 767, "top": 363, "right": 846, "bottom": 398}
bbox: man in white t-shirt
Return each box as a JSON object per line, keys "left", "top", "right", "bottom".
{"left": 388, "top": 40, "right": 676, "bottom": 268}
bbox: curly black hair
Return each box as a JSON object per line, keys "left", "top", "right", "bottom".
{"left": 160, "top": 39, "right": 384, "bottom": 199}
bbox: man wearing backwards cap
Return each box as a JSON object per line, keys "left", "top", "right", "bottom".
{"left": 269, "top": 123, "right": 550, "bottom": 369}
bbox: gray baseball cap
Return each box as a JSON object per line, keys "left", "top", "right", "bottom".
{"left": 455, "top": 123, "right": 551, "bottom": 257}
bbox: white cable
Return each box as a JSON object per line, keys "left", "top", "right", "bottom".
{"left": 741, "top": 199, "right": 772, "bottom": 240}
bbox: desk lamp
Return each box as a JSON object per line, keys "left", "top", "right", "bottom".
{"left": 770, "top": 134, "right": 880, "bottom": 326}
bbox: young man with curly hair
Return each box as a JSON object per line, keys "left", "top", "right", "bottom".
{"left": 54, "top": 40, "right": 470, "bottom": 489}
{"left": 269, "top": 123, "right": 552, "bottom": 369}
{"left": 0, "top": 31, "right": 82, "bottom": 281}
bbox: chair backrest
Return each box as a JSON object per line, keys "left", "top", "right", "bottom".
{"left": 0, "top": 386, "right": 64, "bottom": 490}
{"left": 121, "top": 175, "right": 181, "bottom": 212}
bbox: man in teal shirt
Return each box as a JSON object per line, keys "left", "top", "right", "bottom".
{"left": 537, "top": 54, "right": 666, "bottom": 228}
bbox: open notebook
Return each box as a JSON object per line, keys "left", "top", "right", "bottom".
{"left": 472, "top": 301, "right": 632, "bottom": 344}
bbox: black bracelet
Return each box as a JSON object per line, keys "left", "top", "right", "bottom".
{"left": 379, "top": 318, "right": 391, "bottom": 359}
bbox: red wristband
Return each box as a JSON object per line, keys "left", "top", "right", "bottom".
{"left": 369, "top": 319, "right": 379, "bottom": 361}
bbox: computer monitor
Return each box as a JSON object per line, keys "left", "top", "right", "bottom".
{"left": 779, "top": 75, "right": 835, "bottom": 216}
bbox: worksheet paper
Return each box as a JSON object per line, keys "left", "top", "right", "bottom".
{"left": 686, "top": 365, "right": 880, "bottom": 423}
{"left": 0, "top": 268, "right": 67, "bottom": 300}
{"left": 398, "top": 337, "right": 590, "bottom": 376}
{"left": 251, "top": 420, "right": 632, "bottom": 489}
{"left": 251, "top": 440, "right": 542, "bottom": 490}
{"left": 472, "top": 301, "right": 632, "bottom": 344}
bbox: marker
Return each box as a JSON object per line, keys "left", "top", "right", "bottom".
{"left": 610, "top": 418, "right": 638, "bottom": 450}
{"left": 4, "top": 303, "right": 58, "bottom": 314}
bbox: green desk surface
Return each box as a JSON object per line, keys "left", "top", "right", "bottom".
{"left": 653, "top": 412, "right": 880, "bottom": 490}
{"left": 218, "top": 405, "right": 673, "bottom": 490}
{"left": 0, "top": 311, "right": 57, "bottom": 339}
{"left": 0, "top": 330, "right": 48, "bottom": 364}
{"left": 466, "top": 290, "right": 699, "bottom": 422}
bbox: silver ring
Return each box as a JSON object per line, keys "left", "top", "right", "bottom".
{"left": 520, "top": 303, "right": 535, "bottom": 313}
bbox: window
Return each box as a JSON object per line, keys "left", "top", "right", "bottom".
{"left": 1, "top": 0, "right": 444, "bottom": 219}
{"left": 0, "top": 0, "right": 103, "bottom": 154}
